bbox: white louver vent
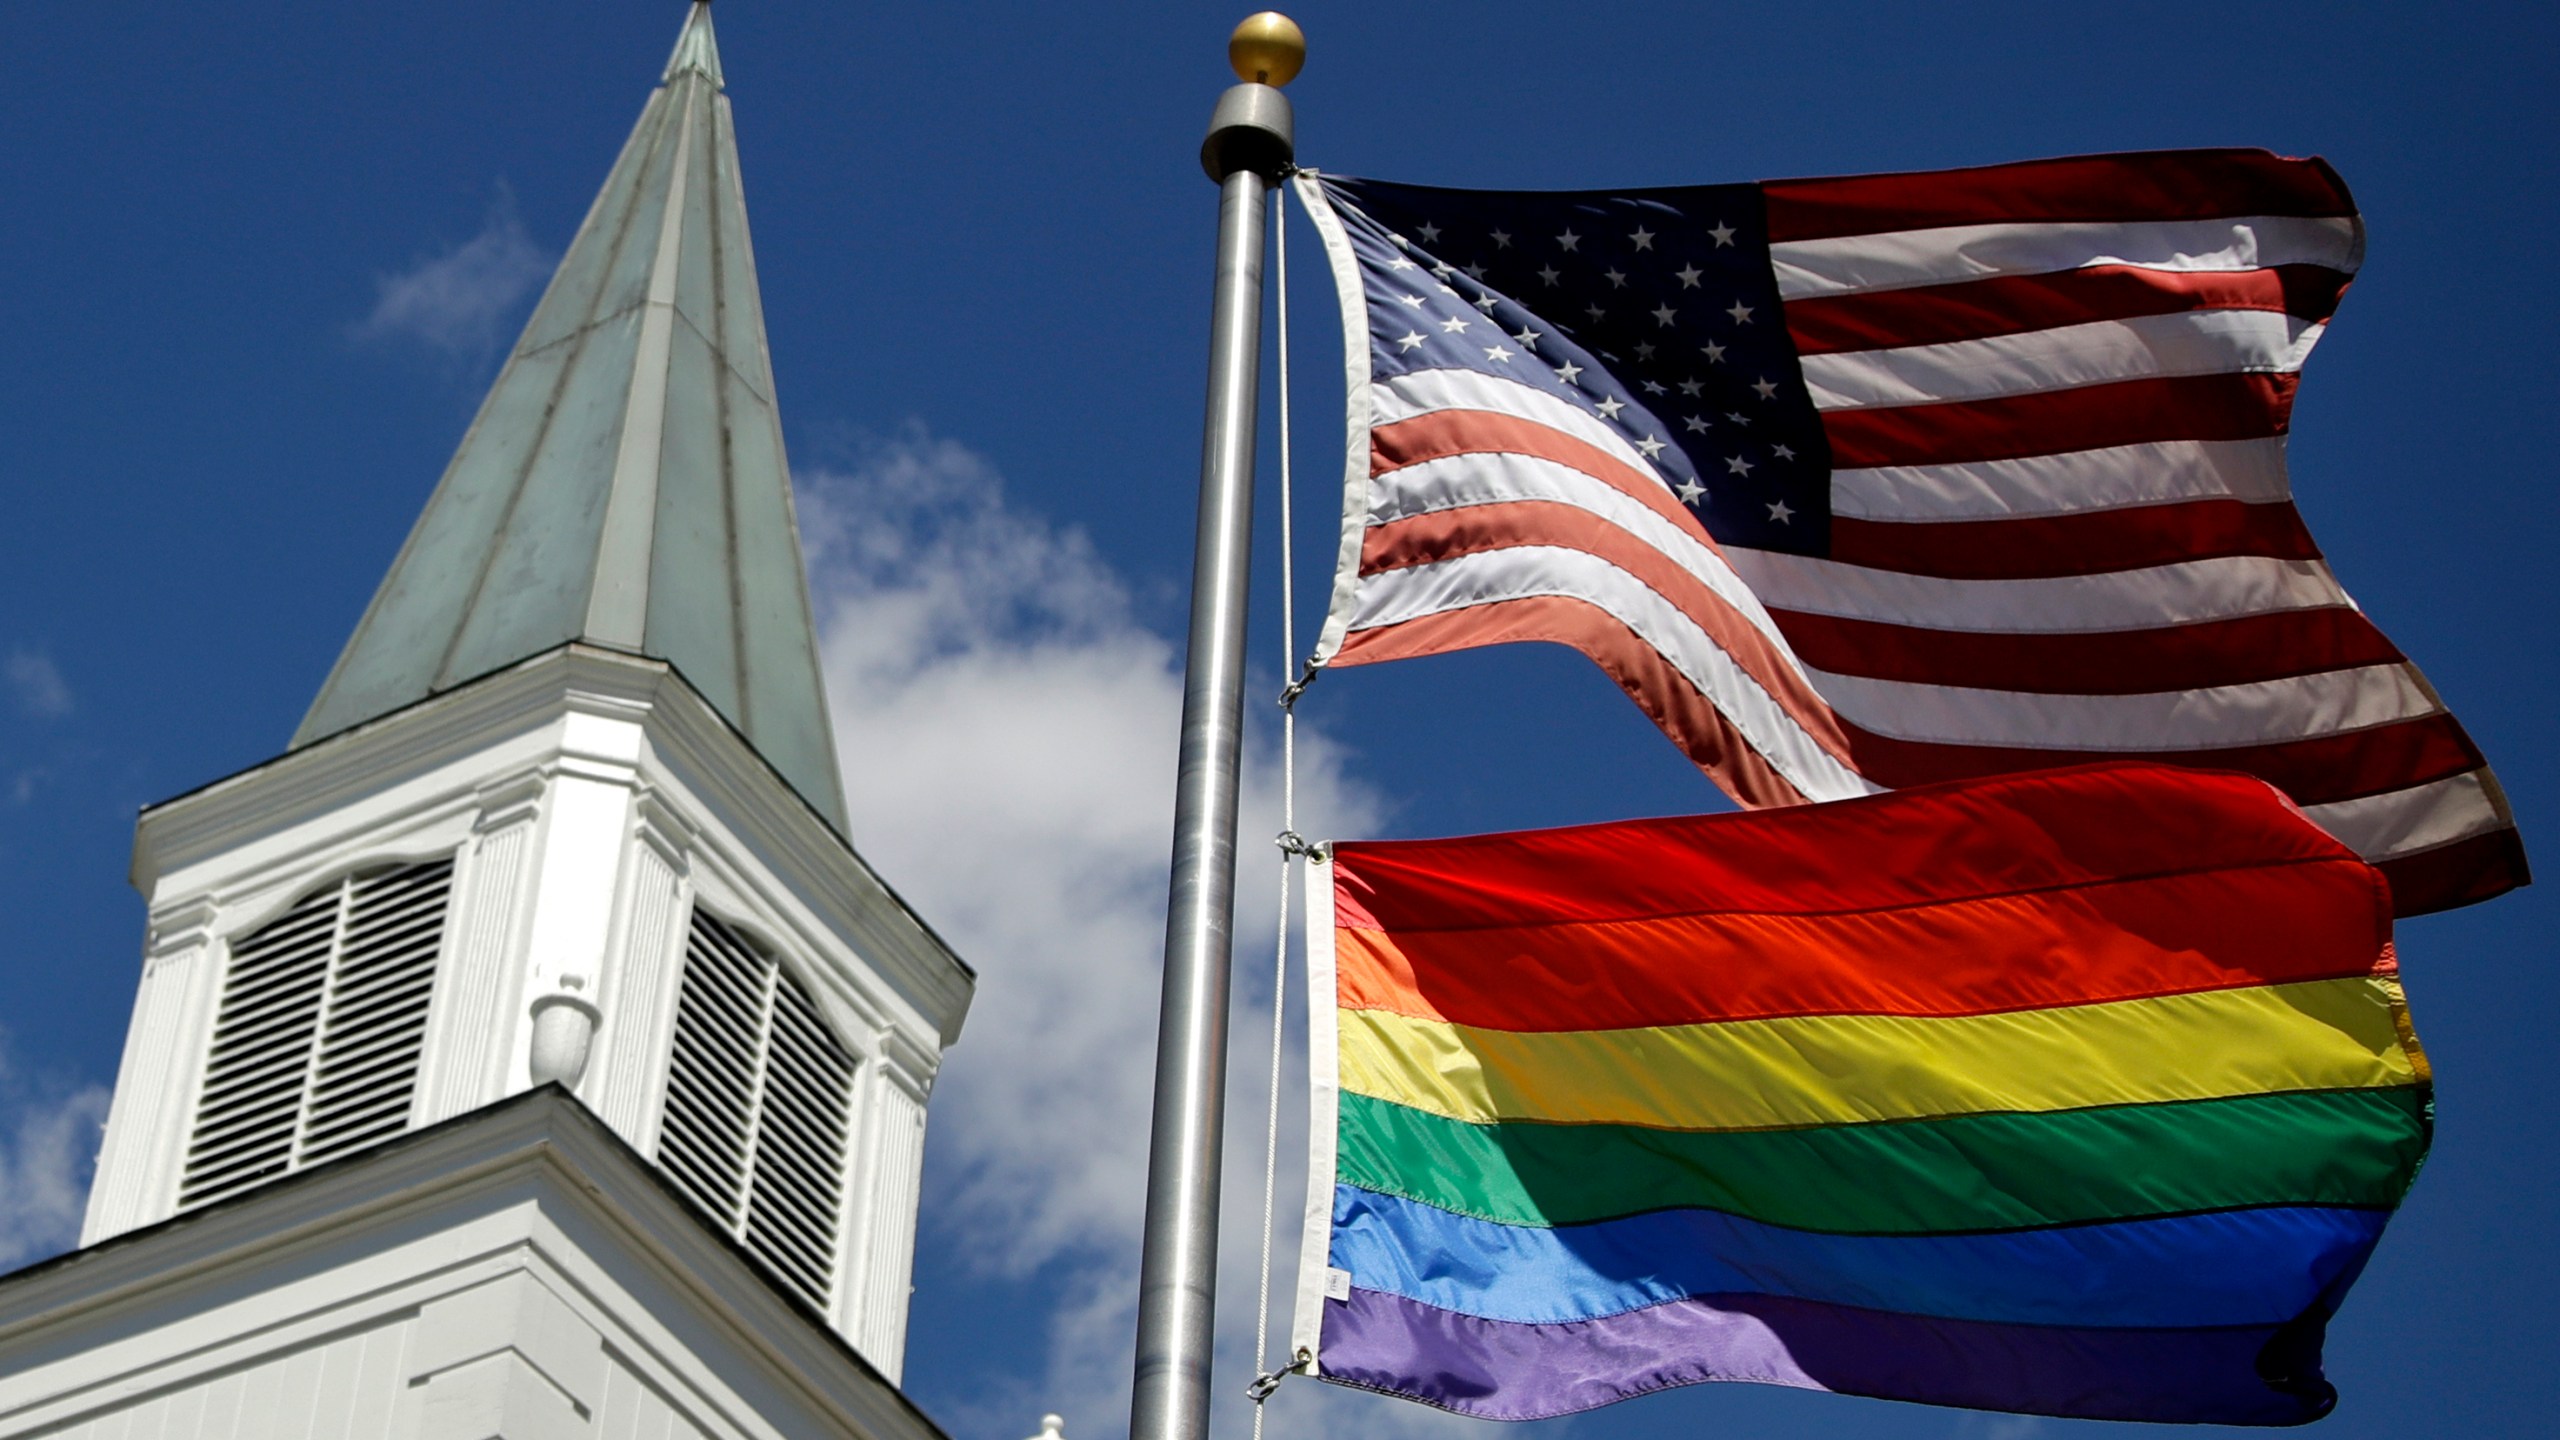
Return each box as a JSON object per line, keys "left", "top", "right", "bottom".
{"left": 180, "top": 859, "right": 452, "bottom": 1208}
{"left": 659, "top": 907, "right": 860, "bottom": 1313}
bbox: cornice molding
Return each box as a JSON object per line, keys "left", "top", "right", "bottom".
{"left": 130, "top": 646, "right": 973, "bottom": 1045}
{"left": 877, "top": 1027, "right": 942, "bottom": 1096}
{"left": 141, "top": 897, "right": 221, "bottom": 966}
{"left": 0, "top": 1090, "right": 949, "bottom": 1440}
{"left": 631, "top": 784, "right": 700, "bottom": 875}
{"left": 472, "top": 770, "right": 549, "bottom": 834}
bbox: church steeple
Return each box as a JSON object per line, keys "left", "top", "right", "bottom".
{"left": 78, "top": 7, "right": 968, "bottom": 1381}
{"left": 663, "top": 0, "right": 727, "bottom": 85}
{"left": 295, "top": 2, "right": 847, "bottom": 832}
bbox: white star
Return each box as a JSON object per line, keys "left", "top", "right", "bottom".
{"left": 1700, "top": 340, "right": 1728, "bottom": 363}
{"left": 1388, "top": 256, "right": 1417, "bottom": 271}
{"left": 1636, "top": 435, "right": 1667, "bottom": 458}
{"left": 1676, "top": 480, "right": 1707, "bottom": 502}
{"left": 1604, "top": 268, "right": 1629, "bottom": 288}
{"left": 1395, "top": 331, "right": 1426, "bottom": 351}
{"left": 1430, "top": 260, "right": 1457, "bottom": 278}
{"left": 1417, "top": 222, "right": 1442, "bottom": 243}
{"left": 1472, "top": 294, "right": 1499, "bottom": 313}
{"left": 1595, "top": 396, "right": 1627, "bottom": 419}
{"left": 1767, "top": 500, "right": 1795, "bottom": 523}
{"left": 1484, "top": 344, "right": 1515, "bottom": 363}
{"left": 1709, "top": 221, "right": 1737, "bottom": 247}
{"left": 1584, "top": 303, "right": 1607, "bottom": 321}
{"left": 1642, "top": 379, "right": 1667, "bottom": 395}
{"left": 1389, "top": 232, "right": 1410, "bottom": 249}
{"left": 1752, "top": 376, "right": 1780, "bottom": 400}
{"left": 1555, "top": 360, "right": 1585, "bottom": 384}
{"left": 1513, "top": 326, "right": 1541, "bottom": 348}
{"left": 1399, "top": 293, "right": 1426, "bottom": 308}
{"left": 1676, "top": 264, "right": 1704, "bottom": 288}
{"left": 1726, "top": 411, "right": 1752, "bottom": 427}
{"left": 1771, "top": 443, "right": 1796, "bottom": 460}
{"left": 1652, "top": 303, "right": 1678, "bottom": 327}
{"left": 1635, "top": 342, "right": 1657, "bottom": 360}
{"left": 1684, "top": 414, "right": 1710, "bottom": 433}
{"left": 1629, "top": 226, "right": 1657, "bottom": 251}
{"left": 1537, "top": 265, "right": 1563, "bottom": 286}
{"left": 1726, "top": 300, "right": 1755, "bottom": 324}
{"left": 1440, "top": 315, "right": 1471, "bottom": 333}
{"left": 1490, "top": 228, "right": 1514, "bottom": 248}
{"left": 1556, "top": 229, "right": 1582, "bottom": 251}
{"left": 1463, "top": 262, "right": 1489, "bottom": 280}
{"left": 1678, "top": 377, "right": 1705, "bottom": 397}
{"left": 1727, "top": 454, "right": 1755, "bottom": 476}
{"left": 1437, "top": 283, "right": 1458, "bottom": 297}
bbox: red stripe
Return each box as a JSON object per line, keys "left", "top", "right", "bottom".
{"left": 1372, "top": 408, "right": 1714, "bottom": 546}
{"left": 1339, "top": 860, "right": 2387, "bottom": 1030}
{"left": 1333, "top": 762, "right": 2362, "bottom": 925}
{"left": 1825, "top": 500, "right": 2323, "bottom": 580}
{"left": 1762, "top": 149, "right": 2357, "bottom": 243}
{"left": 1769, "top": 606, "right": 2405, "bottom": 696}
{"left": 1335, "top": 595, "right": 1814, "bottom": 808}
{"left": 2376, "top": 826, "right": 2532, "bottom": 916}
{"left": 1360, "top": 502, "right": 1855, "bottom": 761}
{"left": 1823, "top": 373, "right": 2298, "bottom": 469}
{"left": 1785, "top": 265, "right": 2351, "bottom": 356}
{"left": 1835, "top": 712, "right": 2487, "bottom": 810}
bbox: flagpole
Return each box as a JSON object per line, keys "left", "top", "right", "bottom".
{"left": 1131, "top": 15, "right": 1302, "bottom": 1440}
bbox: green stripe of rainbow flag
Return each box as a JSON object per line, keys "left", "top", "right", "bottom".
{"left": 1338, "top": 1086, "right": 2427, "bottom": 1234}
{"left": 1293, "top": 764, "right": 2430, "bottom": 1426}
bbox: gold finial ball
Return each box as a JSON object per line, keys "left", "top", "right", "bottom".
{"left": 1229, "top": 12, "right": 1305, "bottom": 88}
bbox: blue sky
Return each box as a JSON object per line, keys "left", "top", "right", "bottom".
{"left": 4, "top": 3, "right": 2556, "bottom": 1438}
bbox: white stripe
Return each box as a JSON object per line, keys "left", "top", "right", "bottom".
{"left": 1371, "top": 451, "right": 1800, "bottom": 659}
{"left": 1800, "top": 311, "right": 2325, "bottom": 411}
{"left": 1726, "top": 550, "right": 2356, "bottom": 632}
{"left": 1351, "top": 547, "right": 1873, "bottom": 802}
{"left": 1803, "top": 663, "right": 2439, "bottom": 750}
{"left": 1771, "top": 214, "right": 2362, "bottom": 300}
{"left": 2300, "top": 771, "right": 2508, "bottom": 863}
{"left": 1371, "top": 367, "right": 1675, "bottom": 489}
{"left": 1832, "top": 438, "right": 2294, "bottom": 521}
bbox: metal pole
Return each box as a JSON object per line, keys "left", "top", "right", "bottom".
{"left": 1130, "top": 26, "right": 1298, "bottom": 1440}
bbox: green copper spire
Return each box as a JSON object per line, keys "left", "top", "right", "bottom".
{"left": 296, "top": 3, "right": 848, "bottom": 831}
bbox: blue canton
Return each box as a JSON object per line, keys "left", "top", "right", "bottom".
{"left": 1318, "top": 175, "right": 1829, "bottom": 556}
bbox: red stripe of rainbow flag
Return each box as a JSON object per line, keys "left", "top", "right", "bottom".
{"left": 1292, "top": 763, "right": 2428, "bottom": 1424}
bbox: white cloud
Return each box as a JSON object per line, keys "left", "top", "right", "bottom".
{"left": 0, "top": 1040, "right": 110, "bottom": 1273}
{"left": 804, "top": 429, "right": 1464, "bottom": 1439}
{"left": 5, "top": 648, "right": 73, "bottom": 719}
{"left": 358, "top": 192, "right": 551, "bottom": 359}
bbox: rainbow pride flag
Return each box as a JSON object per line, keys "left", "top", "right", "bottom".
{"left": 1291, "top": 764, "right": 2429, "bottom": 1424}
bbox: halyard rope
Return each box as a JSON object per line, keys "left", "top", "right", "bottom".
{"left": 1250, "top": 173, "right": 1301, "bottom": 1434}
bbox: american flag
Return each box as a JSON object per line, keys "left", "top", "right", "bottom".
{"left": 1295, "top": 151, "right": 2524, "bottom": 916}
